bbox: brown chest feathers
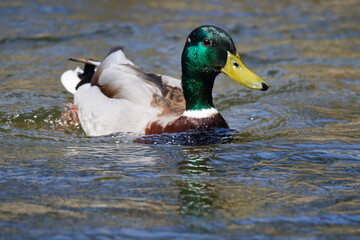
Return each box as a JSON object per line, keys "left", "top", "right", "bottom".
{"left": 144, "top": 113, "right": 229, "bottom": 135}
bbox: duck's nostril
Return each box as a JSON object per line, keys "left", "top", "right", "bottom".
{"left": 261, "top": 82, "right": 269, "bottom": 91}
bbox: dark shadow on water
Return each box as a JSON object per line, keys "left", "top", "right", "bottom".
{"left": 135, "top": 128, "right": 233, "bottom": 145}
{"left": 135, "top": 127, "right": 281, "bottom": 146}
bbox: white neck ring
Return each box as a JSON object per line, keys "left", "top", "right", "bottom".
{"left": 182, "top": 108, "right": 218, "bottom": 118}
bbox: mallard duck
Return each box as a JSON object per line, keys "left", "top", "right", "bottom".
{"left": 61, "top": 25, "right": 268, "bottom": 136}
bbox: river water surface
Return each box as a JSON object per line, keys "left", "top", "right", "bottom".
{"left": 1, "top": 0, "right": 360, "bottom": 239}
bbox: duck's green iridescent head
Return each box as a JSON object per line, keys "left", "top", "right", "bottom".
{"left": 181, "top": 25, "right": 268, "bottom": 111}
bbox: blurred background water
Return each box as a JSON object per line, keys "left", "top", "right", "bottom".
{"left": 1, "top": 0, "right": 360, "bottom": 239}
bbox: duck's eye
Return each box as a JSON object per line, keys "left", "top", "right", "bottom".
{"left": 202, "top": 38, "right": 212, "bottom": 47}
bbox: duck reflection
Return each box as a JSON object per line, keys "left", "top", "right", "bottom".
{"left": 177, "top": 155, "right": 213, "bottom": 175}
{"left": 176, "top": 148, "right": 218, "bottom": 217}
{"left": 176, "top": 178, "right": 216, "bottom": 216}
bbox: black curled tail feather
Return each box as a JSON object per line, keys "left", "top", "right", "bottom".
{"left": 75, "top": 63, "right": 96, "bottom": 90}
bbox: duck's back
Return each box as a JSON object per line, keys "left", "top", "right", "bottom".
{"left": 65, "top": 50, "right": 185, "bottom": 136}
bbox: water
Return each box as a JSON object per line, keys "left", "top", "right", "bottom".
{"left": 1, "top": 0, "right": 360, "bottom": 239}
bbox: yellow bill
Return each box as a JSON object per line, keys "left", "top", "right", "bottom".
{"left": 221, "top": 51, "right": 269, "bottom": 91}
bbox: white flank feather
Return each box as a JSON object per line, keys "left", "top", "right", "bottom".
{"left": 75, "top": 84, "right": 160, "bottom": 136}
